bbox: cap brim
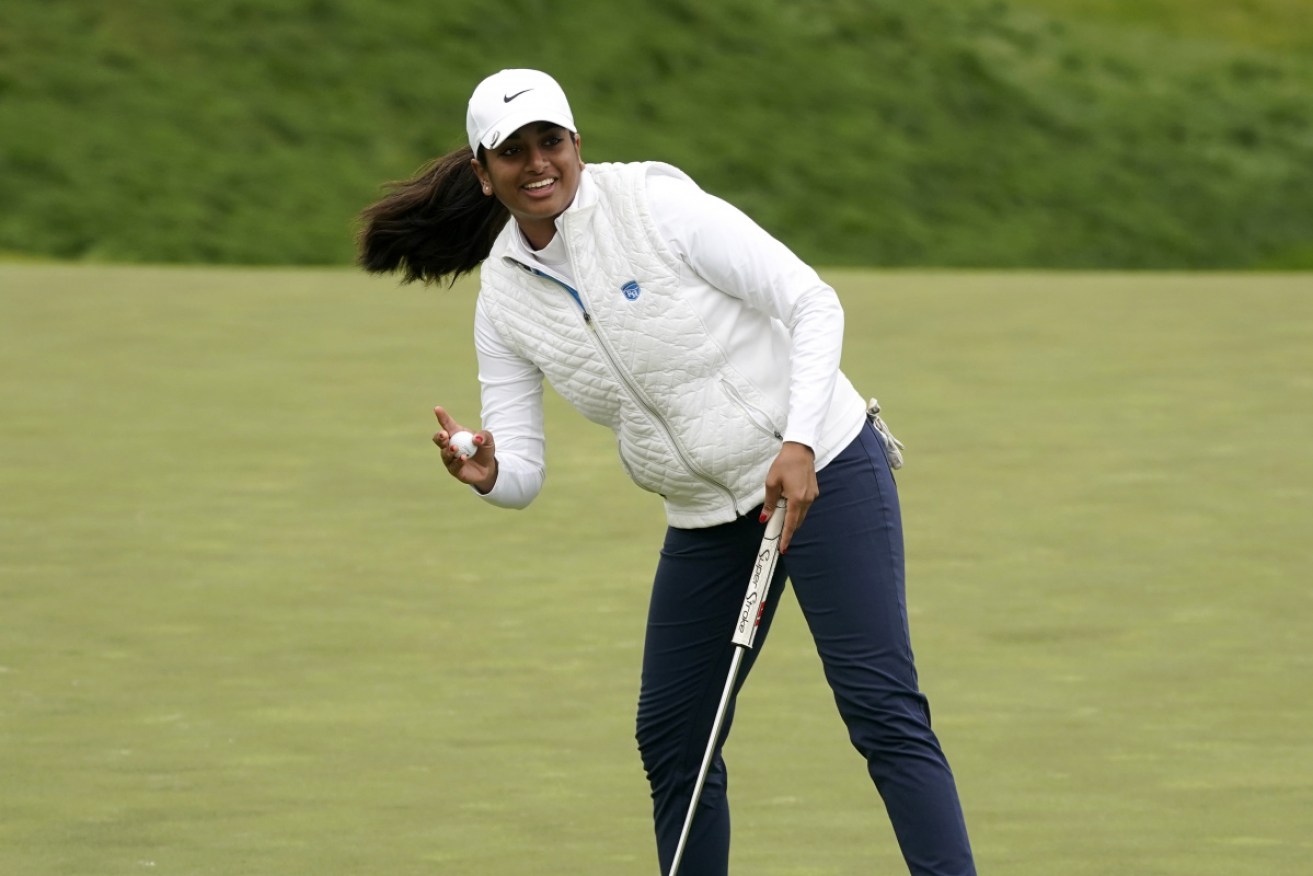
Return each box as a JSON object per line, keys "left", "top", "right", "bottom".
{"left": 478, "top": 108, "right": 576, "bottom": 151}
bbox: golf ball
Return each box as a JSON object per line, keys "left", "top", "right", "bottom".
{"left": 449, "top": 430, "right": 478, "bottom": 458}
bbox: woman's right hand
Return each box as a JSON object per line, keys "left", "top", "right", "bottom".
{"left": 433, "top": 405, "right": 498, "bottom": 494}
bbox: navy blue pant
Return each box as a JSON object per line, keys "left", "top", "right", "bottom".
{"left": 636, "top": 422, "right": 976, "bottom": 875}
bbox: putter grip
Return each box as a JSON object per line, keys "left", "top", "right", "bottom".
{"left": 731, "top": 499, "right": 786, "bottom": 649}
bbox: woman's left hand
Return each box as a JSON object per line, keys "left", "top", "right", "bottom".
{"left": 762, "top": 441, "right": 818, "bottom": 553}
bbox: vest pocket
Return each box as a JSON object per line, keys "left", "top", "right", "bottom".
{"left": 718, "top": 379, "right": 783, "bottom": 440}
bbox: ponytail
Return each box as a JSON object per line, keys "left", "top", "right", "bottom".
{"left": 356, "top": 147, "right": 508, "bottom": 286}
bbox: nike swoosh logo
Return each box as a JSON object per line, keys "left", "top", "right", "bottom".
{"left": 503, "top": 89, "right": 533, "bottom": 103}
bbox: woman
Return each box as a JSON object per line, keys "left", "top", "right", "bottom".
{"left": 358, "top": 68, "right": 976, "bottom": 876}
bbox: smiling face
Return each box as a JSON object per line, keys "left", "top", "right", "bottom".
{"left": 472, "top": 121, "right": 584, "bottom": 251}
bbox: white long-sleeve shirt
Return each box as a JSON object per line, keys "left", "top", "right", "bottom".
{"left": 472, "top": 166, "right": 857, "bottom": 511}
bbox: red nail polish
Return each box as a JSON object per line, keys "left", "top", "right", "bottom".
{"left": 759, "top": 512, "right": 769, "bottom": 523}
{"left": 473, "top": 434, "right": 485, "bottom": 445}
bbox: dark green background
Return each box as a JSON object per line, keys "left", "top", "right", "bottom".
{"left": 3, "top": 0, "right": 1312, "bottom": 269}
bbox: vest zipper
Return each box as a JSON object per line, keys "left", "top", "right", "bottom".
{"left": 525, "top": 264, "right": 741, "bottom": 517}
{"left": 529, "top": 266, "right": 593, "bottom": 326}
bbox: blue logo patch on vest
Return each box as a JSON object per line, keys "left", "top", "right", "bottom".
{"left": 621, "top": 281, "right": 641, "bottom": 301}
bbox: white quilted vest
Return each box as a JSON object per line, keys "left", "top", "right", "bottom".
{"left": 478, "top": 161, "right": 798, "bottom": 528}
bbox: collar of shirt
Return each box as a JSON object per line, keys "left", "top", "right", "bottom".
{"left": 503, "top": 167, "right": 598, "bottom": 273}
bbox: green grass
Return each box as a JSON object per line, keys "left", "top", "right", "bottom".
{"left": 2, "top": 0, "right": 1312, "bottom": 269}
{"left": 3, "top": 265, "right": 1311, "bottom": 873}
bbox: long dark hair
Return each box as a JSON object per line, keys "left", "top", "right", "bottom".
{"left": 356, "top": 146, "right": 508, "bottom": 285}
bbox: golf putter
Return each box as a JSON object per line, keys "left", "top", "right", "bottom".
{"left": 668, "top": 498, "right": 787, "bottom": 876}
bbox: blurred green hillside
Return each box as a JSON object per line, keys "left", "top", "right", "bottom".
{"left": 2, "top": 0, "right": 1311, "bottom": 269}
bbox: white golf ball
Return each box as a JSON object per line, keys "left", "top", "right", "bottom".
{"left": 449, "top": 430, "right": 478, "bottom": 458}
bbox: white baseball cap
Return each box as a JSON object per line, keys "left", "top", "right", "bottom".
{"left": 466, "top": 69, "right": 577, "bottom": 155}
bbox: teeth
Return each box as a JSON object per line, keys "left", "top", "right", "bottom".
{"left": 525, "top": 179, "right": 555, "bottom": 189}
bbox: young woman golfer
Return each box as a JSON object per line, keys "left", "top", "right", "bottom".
{"left": 358, "top": 68, "right": 976, "bottom": 876}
